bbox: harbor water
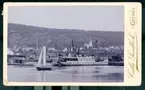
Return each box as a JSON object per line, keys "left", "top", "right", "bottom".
{"left": 8, "top": 65, "right": 124, "bottom": 82}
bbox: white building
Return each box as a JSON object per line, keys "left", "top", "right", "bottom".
{"left": 84, "top": 39, "right": 93, "bottom": 48}
{"left": 48, "top": 47, "right": 56, "bottom": 51}
{"left": 8, "top": 48, "right": 14, "bottom": 55}
{"left": 63, "top": 48, "right": 68, "bottom": 52}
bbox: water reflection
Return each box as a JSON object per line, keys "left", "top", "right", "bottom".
{"left": 8, "top": 66, "right": 124, "bottom": 82}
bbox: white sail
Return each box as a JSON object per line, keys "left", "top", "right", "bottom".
{"left": 43, "top": 46, "right": 46, "bottom": 66}
{"left": 37, "top": 48, "right": 43, "bottom": 67}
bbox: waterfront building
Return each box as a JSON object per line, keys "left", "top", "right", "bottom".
{"left": 8, "top": 48, "right": 14, "bottom": 55}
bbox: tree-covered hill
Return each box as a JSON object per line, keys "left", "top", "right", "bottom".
{"left": 8, "top": 23, "right": 124, "bottom": 49}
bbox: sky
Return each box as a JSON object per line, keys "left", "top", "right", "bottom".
{"left": 8, "top": 6, "right": 124, "bottom": 31}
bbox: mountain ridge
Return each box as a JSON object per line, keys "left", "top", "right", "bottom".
{"left": 8, "top": 23, "right": 124, "bottom": 49}
{"left": 8, "top": 23, "right": 123, "bottom": 32}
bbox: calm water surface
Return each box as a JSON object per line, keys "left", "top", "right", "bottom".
{"left": 8, "top": 66, "right": 124, "bottom": 82}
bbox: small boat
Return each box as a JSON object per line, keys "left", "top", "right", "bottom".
{"left": 36, "top": 46, "right": 52, "bottom": 71}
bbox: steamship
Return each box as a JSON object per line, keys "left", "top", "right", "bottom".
{"left": 52, "top": 56, "right": 108, "bottom": 66}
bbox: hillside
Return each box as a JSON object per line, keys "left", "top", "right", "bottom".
{"left": 8, "top": 23, "right": 124, "bottom": 49}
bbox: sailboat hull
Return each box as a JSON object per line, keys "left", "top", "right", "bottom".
{"left": 36, "top": 67, "right": 52, "bottom": 71}
{"left": 36, "top": 46, "right": 52, "bottom": 71}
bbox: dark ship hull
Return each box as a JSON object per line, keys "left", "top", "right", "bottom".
{"left": 36, "top": 67, "right": 52, "bottom": 71}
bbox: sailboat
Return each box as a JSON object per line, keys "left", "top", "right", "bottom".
{"left": 36, "top": 46, "right": 52, "bottom": 71}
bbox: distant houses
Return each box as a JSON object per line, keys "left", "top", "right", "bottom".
{"left": 48, "top": 47, "right": 56, "bottom": 51}
{"left": 7, "top": 38, "right": 124, "bottom": 60}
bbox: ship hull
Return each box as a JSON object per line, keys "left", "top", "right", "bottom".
{"left": 53, "top": 63, "right": 108, "bottom": 66}
{"left": 36, "top": 67, "right": 52, "bottom": 71}
{"left": 52, "top": 60, "right": 108, "bottom": 66}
